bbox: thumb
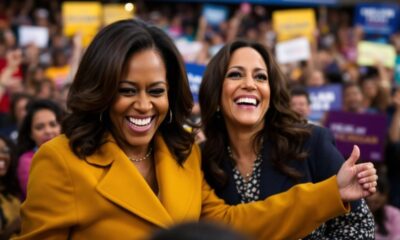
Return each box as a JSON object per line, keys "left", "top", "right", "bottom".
{"left": 346, "top": 145, "right": 360, "bottom": 166}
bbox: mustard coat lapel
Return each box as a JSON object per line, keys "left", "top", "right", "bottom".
{"left": 86, "top": 137, "right": 174, "bottom": 228}
{"left": 154, "top": 135, "right": 196, "bottom": 221}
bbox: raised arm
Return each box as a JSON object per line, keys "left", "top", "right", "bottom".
{"left": 200, "top": 145, "right": 377, "bottom": 239}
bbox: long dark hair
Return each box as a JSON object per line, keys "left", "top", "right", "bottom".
{"left": 17, "top": 99, "right": 64, "bottom": 157}
{"left": 63, "top": 19, "right": 194, "bottom": 163}
{"left": 199, "top": 40, "right": 311, "bottom": 186}
{"left": 0, "top": 135, "right": 21, "bottom": 197}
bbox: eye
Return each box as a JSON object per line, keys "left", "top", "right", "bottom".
{"left": 254, "top": 73, "right": 268, "bottom": 81}
{"left": 118, "top": 87, "right": 137, "bottom": 96}
{"left": 34, "top": 124, "right": 44, "bottom": 131}
{"left": 148, "top": 88, "right": 167, "bottom": 96}
{"left": 49, "top": 121, "right": 59, "bottom": 127}
{"left": 226, "top": 71, "right": 242, "bottom": 79}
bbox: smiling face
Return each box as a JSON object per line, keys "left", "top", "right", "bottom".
{"left": 109, "top": 49, "right": 169, "bottom": 156}
{"left": 221, "top": 47, "right": 270, "bottom": 132}
{"left": 31, "top": 109, "right": 61, "bottom": 147}
{"left": 0, "top": 139, "right": 10, "bottom": 176}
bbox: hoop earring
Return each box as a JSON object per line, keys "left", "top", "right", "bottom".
{"left": 168, "top": 109, "right": 173, "bottom": 124}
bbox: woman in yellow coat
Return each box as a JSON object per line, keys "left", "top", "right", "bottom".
{"left": 14, "top": 19, "right": 377, "bottom": 240}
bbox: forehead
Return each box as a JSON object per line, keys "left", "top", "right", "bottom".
{"left": 228, "top": 47, "right": 267, "bottom": 69}
{"left": 125, "top": 49, "right": 166, "bottom": 75}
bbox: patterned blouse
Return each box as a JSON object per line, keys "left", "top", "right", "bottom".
{"left": 232, "top": 162, "right": 375, "bottom": 239}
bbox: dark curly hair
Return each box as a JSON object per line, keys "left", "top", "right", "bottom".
{"left": 199, "top": 40, "right": 311, "bottom": 186}
{"left": 17, "top": 99, "right": 64, "bottom": 157}
{"left": 63, "top": 19, "right": 194, "bottom": 164}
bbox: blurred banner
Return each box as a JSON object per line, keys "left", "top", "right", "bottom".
{"left": 273, "top": 9, "right": 316, "bottom": 42}
{"left": 18, "top": 26, "right": 49, "bottom": 48}
{"left": 186, "top": 63, "right": 205, "bottom": 103}
{"left": 62, "top": 2, "right": 102, "bottom": 47}
{"left": 103, "top": 4, "right": 133, "bottom": 26}
{"left": 149, "top": 0, "right": 337, "bottom": 6}
{"left": 355, "top": 3, "right": 400, "bottom": 36}
{"left": 325, "top": 110, "right": 387, "bottom": 162}
{"left": 202, "top": 4, "right": 229, "bottom": 26}
{"left": 308, "top": 84, "right": 342, "bottom": 123}
{"left": 275, "top": 37, "right": 311, "bottom": 64}
{"left": 357, "top": 41, "right": 396, "bottom": 68}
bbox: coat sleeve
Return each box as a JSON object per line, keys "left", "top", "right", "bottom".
{"left": 195, "top": 145, "right": 350, "bottom": 240}
{"left": 13, "top": 143, "right": 77, "bottom": 240}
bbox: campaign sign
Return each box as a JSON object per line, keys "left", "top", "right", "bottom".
{"left": 276, "top": 37, "right": 311, "bottom": 64}
{"left": 355, "top": 3, "right": 400, "bottom": 36}
{"left": 325, "top": 110, "right": 387, "bottom": 162}
{"left": 308, "top": 84, "right": 342, "bottom": 122}
{"left": 19, "top": 26, "right": 49, "bottom": 48}
{"left": 186, "top": 63, "right": 205, "bottom": 103}
{"left": 62, "top": 2, "right": 102, "bottom": 47}
{"left": 272, "top": 9, "right": 316, "bottom": 42}
{"left": 103, "top": 4, "right": 133, "bottom": 26}
{"left": 202, "top": 4, "right": 229, "bottom": 26}
{"left": 357, "top": 41, "right": 396, "bottom": 68}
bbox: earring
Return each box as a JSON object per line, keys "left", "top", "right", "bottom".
{"left": 99, "top": 112, "right": 103, "bottom": 122}
{"left": 216, "top": 106, "right": 221, "bottom": 118}
{"left": 168, "top": 109, "right": 173, "bottom": 124}
{"left": 216, "top": 106, "right": 220, "bottom": 112}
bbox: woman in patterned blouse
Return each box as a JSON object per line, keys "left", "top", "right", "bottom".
{"left": 199, "top": 39, "right": 375, "bottom": 239}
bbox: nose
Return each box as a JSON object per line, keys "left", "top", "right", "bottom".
{"left": 134, "top": 93, "right": 152, "bottom": 113}
{"left": 241, "top": 76, "right": 257, "bottom": 90}
{"left": 44, "top": 125, "right": 57, "bottom": 136}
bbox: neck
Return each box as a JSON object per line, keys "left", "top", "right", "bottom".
{"left": 226, "top": 125, "right": 260, "bottom": 164}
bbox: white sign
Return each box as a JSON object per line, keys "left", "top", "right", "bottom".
{"left": 175, "top": 40, "right": 203, "bottom": 63}
{"left": 276, "top": 37, "right": 311, "bottom": 64}
{"left": 19, "top": 26, "right": 49, "bottom": 48}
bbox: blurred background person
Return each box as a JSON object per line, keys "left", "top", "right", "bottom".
{"left": 366, "top": 175, "right": 400, "bottom": 240}
{"left": 0, "top": 135, "right": 21, "bottom": 239}
{"left": 16, "top": 99, "right": 63, "bottom": 200}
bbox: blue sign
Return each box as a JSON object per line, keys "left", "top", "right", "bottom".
{"left": 308, "top": 84, "right": 342, "bottom": 123}
{"left": 150, "top": 0, "right": 337, "bottom": 6}
{"left": 186, "top": 63, "right": 206, "bottom": 103}
{"left": 202, "top": 4, "right": 229, "bottom": 26}
{"left": 355, "top": 3, "right": 400, "bottom": 36}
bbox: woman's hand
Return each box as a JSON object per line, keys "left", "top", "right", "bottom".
{"left": 336, "top": 145, "right": 377, "bottom": 202}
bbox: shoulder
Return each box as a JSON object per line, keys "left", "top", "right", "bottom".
{"left": 304, "top": 125, "right": 333, "bottom": 146}
{"left": 19, "top": 150, "right": 35, "bottom": 161}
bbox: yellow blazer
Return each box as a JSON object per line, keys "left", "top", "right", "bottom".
{"left": 14, "top": 134, "right": 349, "bottom": 240}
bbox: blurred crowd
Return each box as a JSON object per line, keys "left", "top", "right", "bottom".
{"left": 0, "top": 0, "right": 399, "bottom": 239}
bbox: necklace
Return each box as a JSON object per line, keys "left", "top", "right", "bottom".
{"left": 227, "top": 146, "right": 262, "bottom": 181}
{"left": 128, "top": 147, "right": 153, "bottom": 162}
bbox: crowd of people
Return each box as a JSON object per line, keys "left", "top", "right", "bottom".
{"left": 0, "top": 0, "right": 395, "bottom": 239}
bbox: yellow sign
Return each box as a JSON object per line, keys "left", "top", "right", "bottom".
{"left": 103, "top": 4, "right": 133, "bottom": 26}
{"left": 357, "top": 41, "right": 396, "bottom": 68}
{"left": 62, "top": 2, "right": 102, "bottom": 47}
{"left": 273, "top": 9, "right": 316, "bottom": 42}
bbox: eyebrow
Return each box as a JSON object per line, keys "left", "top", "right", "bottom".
{"left": 119, "top": 80, "right": 168, "bottom": 87}
{"left": 227, "top": 66, "right": 267, "bottom": 72}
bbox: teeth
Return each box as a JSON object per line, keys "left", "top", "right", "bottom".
{"left": 128, "top": 117, "right": 152, "bottom": 126}
{"left": 236, "top": 97, "right": 257, "bottom": 105}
